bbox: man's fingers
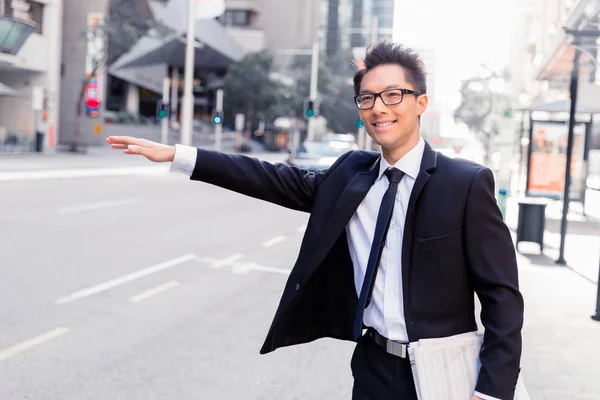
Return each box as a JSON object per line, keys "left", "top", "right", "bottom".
{"left": 107, "top": 136, "right": 147, "bottom": 147}
{"left": 111, "top": 144, "right": 128, "bottom": 149}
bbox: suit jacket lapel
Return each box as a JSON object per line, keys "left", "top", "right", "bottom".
{"left": 305, "top": 157, "right": 380, "bottom": 279}
{"left": 401, "top": 141, "right": 438, "bottom": 323}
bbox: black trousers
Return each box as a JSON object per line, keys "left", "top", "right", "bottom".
{"left": 351, "top": 331, "right": 418, "bottom": 400}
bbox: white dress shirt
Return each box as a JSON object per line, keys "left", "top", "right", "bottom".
{"left": 346, "top": 137, "right": 425, "bottom": 343}
{"left": 169, "top": 140, "right": 498, "bottom": 400}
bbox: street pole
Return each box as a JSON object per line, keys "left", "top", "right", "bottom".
{"left": 170, "top": 67, "right": 179, "bottom": 128}
{"left": 556, "top": 48, "right": 581, "bottom": 265}
{"left": 180, "top": 0, "right": 196, "bottom": 146}
{"left": 214, "top": 88, "right": 223, "bottom": 151}
{"left": 593, "top": 252, "right": 600, "bottom": 321}
{"left": 306, "top": 39, "right": 319, "bottom": 141}
{"left": 358, "top": 126, "right": 365, "bottom": 149}
{"left": 360, "top": 15, "right": 379, "bottom": 152}
{"left": 161, "top": 77, "right": 170, "bottom": 144}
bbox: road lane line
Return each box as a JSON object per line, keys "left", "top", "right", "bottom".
{"left": 57, "top": 198, "right": 140, "bottom": 214}
{"left": 130, "top": 281, "right": 180, "bottom": 303}
{"left": 262, "top": 236, "right": 285, "bottom": 248}
{"left": 212, "top": 254, "right": 243, "bottom": 268}
{"left": 55, "top": 254, "right": 196, "bottom": 304}
{"left": 0, "top": 166, "right": 169, "bottom": 181}
{"left": 297, "top": 225, "right": 307, "bottom": 233}
{"left": 0, "top": 327, "right": 70, "bottom": 362}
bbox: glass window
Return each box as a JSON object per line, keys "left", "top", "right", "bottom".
{"left": 217, "top": 10, "right": 249, "bottom": 27}
{"left": 28, "top": 1, "right": 43, "bottom": 34}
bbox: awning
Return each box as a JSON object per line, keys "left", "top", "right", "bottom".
{"left": 0, "top": 81, "right": 21, "bottom": 97}
{"left": 520, "top": 99, "right": 600, "bottom": 114}
{"left": 110, "top": 0, "right": 243, "bottom": 71}
{"left": 534, "top": 0, "right": 600, "bottom": 81}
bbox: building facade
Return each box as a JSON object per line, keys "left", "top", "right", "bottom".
{"left": 0, "top": 0, "right": 63, "bottom": 152}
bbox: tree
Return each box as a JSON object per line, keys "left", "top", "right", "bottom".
{"left": 453, "top": 66, "right": 509, "bottom": 165}
{"left": 70, "top": 0, "right": 173, "bottom": 151}
{"left": 222, "top": 50, "right": 293, "bottom": 126}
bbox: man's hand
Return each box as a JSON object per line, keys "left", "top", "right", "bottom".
{"left": 106, "top": 136, "right": 175, "bottom": 163}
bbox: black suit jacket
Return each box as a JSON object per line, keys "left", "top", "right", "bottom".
{"left": 189, "top": 141, "right": 524, "bottom": 400}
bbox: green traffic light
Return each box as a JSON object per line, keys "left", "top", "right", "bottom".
{"left": 158, "top": 109, "right": 167, "bottom": 118}
{"left": 305, "top": 109, "right": 314, "bottom": 117}
{"left": 213, "top": 115, "right": 222, "bottom": 124}
{"left": 356, "top": 120, "right": 364, "bottom": 128}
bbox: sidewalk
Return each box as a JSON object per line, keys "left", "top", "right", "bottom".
{"left": 505, "top": 198, "right": 600, "bottom": 399}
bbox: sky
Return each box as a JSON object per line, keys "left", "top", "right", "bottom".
{"left": 392, "top": 0, "right": 517, "bottom": 132}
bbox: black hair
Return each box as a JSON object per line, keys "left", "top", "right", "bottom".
{"left": 353, "top": 41, "right": 427, "bottom": 96}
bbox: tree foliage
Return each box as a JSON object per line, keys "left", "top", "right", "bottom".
{"left": 290, "top": 47, "right": 360, "bottom": 134}
{"left": 222, "top": 50, "right": 294, "bottom": 126}
{"left": 453, "top": 66, "right": 510, "bottom": 164}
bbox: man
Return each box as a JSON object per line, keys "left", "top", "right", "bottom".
{"left": 108, "top": 42, "right": 524, "bottom": 400}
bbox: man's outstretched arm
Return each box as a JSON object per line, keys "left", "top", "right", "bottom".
{"left": 107, "top": 136, "right": 347, "bottom": 213}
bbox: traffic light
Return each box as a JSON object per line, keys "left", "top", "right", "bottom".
{"left": 305, "top": 100, "right": 315, "bottom": 117}
{"left": 212, "top": 113, "right": 223, "bottom": 124}
{"left": 156, "top": 100, "right": 168, "bottom": 119}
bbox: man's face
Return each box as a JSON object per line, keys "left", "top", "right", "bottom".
{"left": 358, "top": 64, "right": 427, "bottom": 151}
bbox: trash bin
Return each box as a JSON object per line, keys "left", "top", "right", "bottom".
{"left": 516, "top": 198, "right": 549, "bottom": 253}
{"left": 35, "top": 131, "right": 44, "bottom": 152}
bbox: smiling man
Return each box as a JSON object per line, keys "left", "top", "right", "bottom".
{"left": 107, "top": 42, "right": 523, "bottom": 400}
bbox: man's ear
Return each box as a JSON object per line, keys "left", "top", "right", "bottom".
{"left": 417, "top": 94, "right": 429, "bottom": 116}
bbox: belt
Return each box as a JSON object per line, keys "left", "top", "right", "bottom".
{"left": 368, "top": 328, "right": 409, "bottom": 359}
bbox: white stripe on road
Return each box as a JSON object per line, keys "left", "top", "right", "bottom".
{"left": 211, "top": 254, "right": 243, "bottom": 268}
{"left": 129, "top": 281, "right": 180, "bottom": 303}
{"left": 231, "top": 262, "right": 291, "bottom": 275}
{"left": 262, "top": 236, "right": 285, "bottom": 248}
{"left": 0, "top": 166, "right": 169, "bottom": 181}
{"left": 193, "top": 255, "right": 290, "bottom": 276}
{"left": 57, "top": 198, "right": 140, "bottom": 214}
{"left": 297, "top": 225, "right": 307, "bottom": 233}
{"left": 55, "top": 254, "right": 196, "bottom": 304}
{"left": 0, "top": 327, "right": 70, "bottom": 362}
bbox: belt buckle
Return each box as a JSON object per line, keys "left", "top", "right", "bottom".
{"left": 386, "top": 339, "right": 408, "bottom": 358}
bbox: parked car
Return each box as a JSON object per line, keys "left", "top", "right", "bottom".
{"left": 286, "top": 140, "right": 354, "bottom": 172}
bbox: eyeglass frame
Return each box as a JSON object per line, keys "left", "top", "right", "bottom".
{"left": 354, "top": 88, "right": 421, "bottom": 110}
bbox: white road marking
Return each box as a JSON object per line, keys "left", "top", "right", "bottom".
{"left": 129, "top": 281, "right": 180, "bottom": 303}
{"left": 0, "top": 166, "right": 169, "bottom": 181}
{"left": 55, "top": 254, "right": 196, "bottom": 304}
{"left": 211, "top": 254, "right": 243, "bottom": 268}
{"left": 262, "top": 236, "right": 285, "bottom": 248}
{"left": 297, "top": 225, "right": 307, "bottom": 233}
{"left": 231, "top": 262, "right": 291, "bottom": 275}
{"left": 193, "top": 255, "right": 290, "bottom": 276}
{"left": 57, "top": 198, "right": 140, "bottom": 214}
{"left": 0, "top": 327, "right": 70, "bottom": 362}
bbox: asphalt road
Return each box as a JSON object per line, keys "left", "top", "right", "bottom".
{"left": 0, "top": 150, "right": 355, "bottom": 400}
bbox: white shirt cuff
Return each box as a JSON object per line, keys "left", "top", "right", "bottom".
{"left": 474, "top": 391, "right": 501, "bottom": 400}
{"left": 169, "top": 144, "right": 197, "bottom": 176}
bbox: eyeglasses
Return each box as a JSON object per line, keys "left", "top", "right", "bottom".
{"left": 354, "top": 88, "right": 421, "bottom": 110}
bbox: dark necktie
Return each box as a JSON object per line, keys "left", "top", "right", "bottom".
{"left": 353, "top": 167, "right": 405, "bottom": 340}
